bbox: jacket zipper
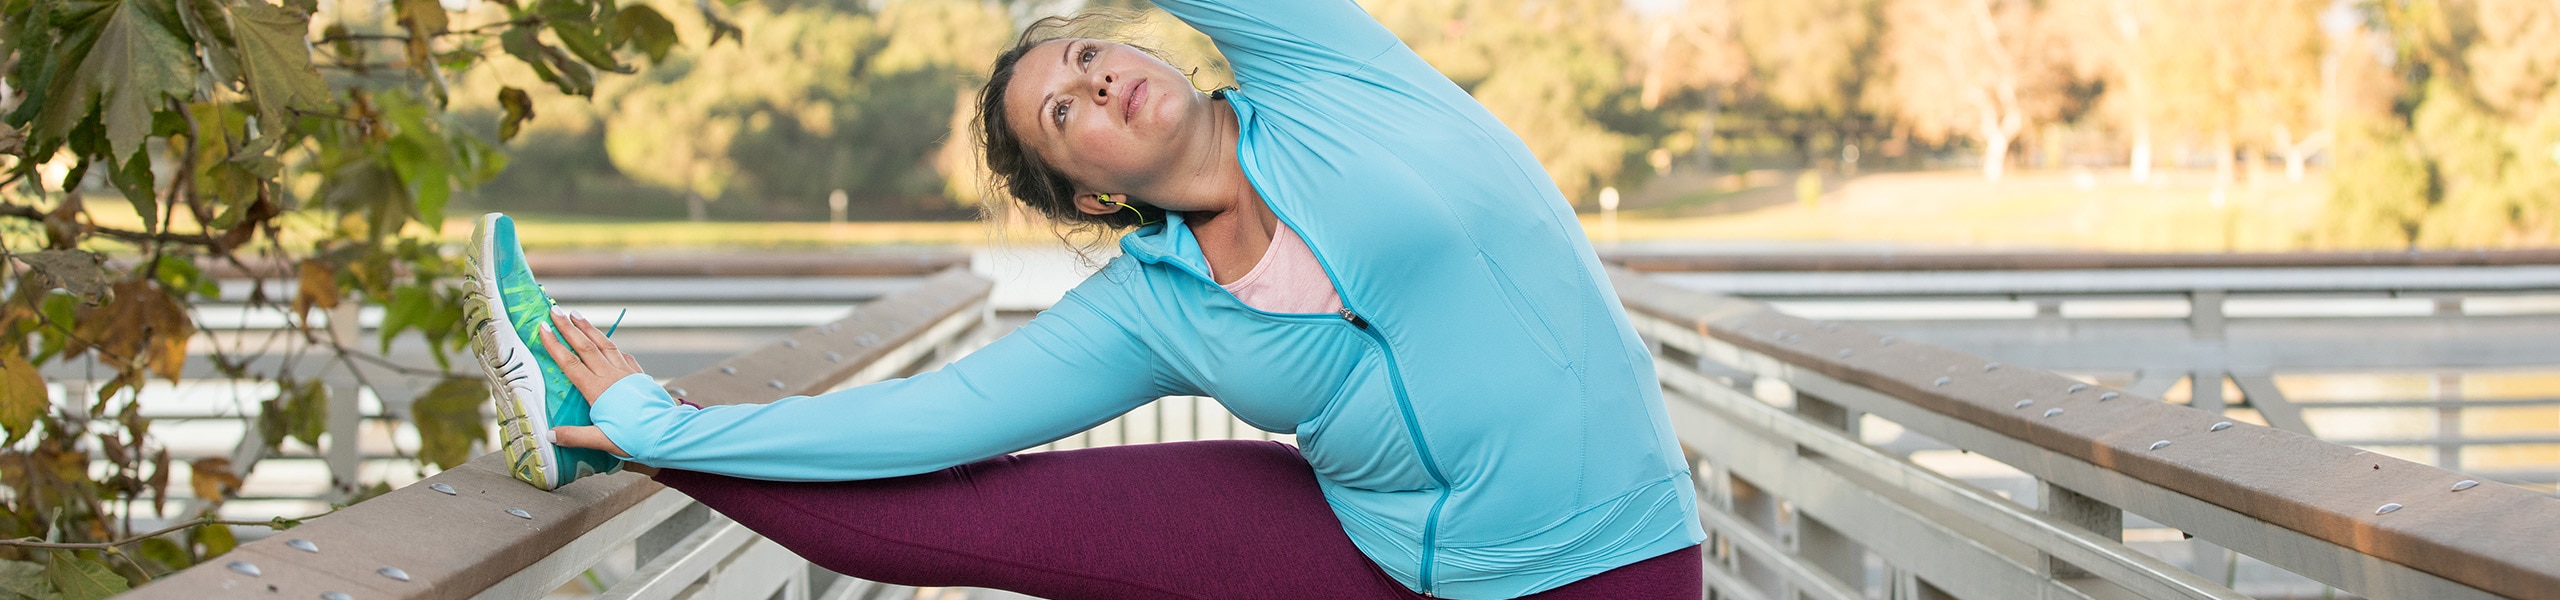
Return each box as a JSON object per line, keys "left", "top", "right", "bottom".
{"left": 1338, "top": 306, "right": 1452, "bottom": 596}
{"left": 1136, "top": 243, "right": 1454, "bottom": 595}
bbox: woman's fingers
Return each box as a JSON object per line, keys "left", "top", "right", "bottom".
{"left": 551, "top": 426, "right": 630, "bottom": 458}
{"left": 552, "top": 310, "right": 604, "bottom": 361}
{"left": 539, "top": 325, "right": 583, "bottom": 369}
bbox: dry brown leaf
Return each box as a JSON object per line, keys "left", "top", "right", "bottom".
{"left": 190, "top": 457, "right": 242, "bottom": 502}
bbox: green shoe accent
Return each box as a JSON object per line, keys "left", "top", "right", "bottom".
{"left": 466, "top": 212, "right": 623, "bottom": 490}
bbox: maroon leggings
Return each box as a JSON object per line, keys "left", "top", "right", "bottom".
{"left": 650, "top": 440, "right": 1700, "bottom": 599}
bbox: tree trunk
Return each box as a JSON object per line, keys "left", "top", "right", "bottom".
{"left": 1695, "top": 92, "right": 1720, "bottom": 175}
{"left": 2213, "top": 129, "right": 2235, "bottom": 187}
{"left": 1981, "top": 119, "right": 2013, "bottom": 182}
{"left": 1983, "top": 134, "right": 2011, "bottom": 181}
{"left": 686, "top": 192, "right": 707, "bottom": 222}
{"left": 2130, "top": 123, "right": 2153, "bottom": 183}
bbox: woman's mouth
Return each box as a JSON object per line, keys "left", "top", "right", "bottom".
{"left": 1124, "top": 79, "right": 1148, "bottom": 124}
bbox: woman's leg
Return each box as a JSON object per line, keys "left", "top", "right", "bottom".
{"left": 650, "top": 440, "right": 1419, "bottom": 600}
{"left": 1515, "top": 544, "right": 1701, "bottom": 599}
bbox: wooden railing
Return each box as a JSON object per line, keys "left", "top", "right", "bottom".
{"left": 1611, "top": 265, "right": 2560, "bottom": 600}
{"left": 116, "top": 255, "right": 2560, "bottom": 599}
{"left": 129, "top": 267, "right": 997, "bottom": 599}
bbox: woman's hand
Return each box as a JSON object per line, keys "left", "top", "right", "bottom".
{"left": 540, "top": 309, "right": 641, "bottom": 460}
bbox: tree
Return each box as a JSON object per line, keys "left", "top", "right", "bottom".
{"left": 1881, "top": 0, "right": 2075, "bottom": 181}
{"left": 1732, "top": 0, "right": 1885, "bottom": 165}
{"left": 0, "top": 0, "right": 713, "bottom": 588}
{"left": 1373, "top": 0, "right": 1641, "bottom": 203}
{"left": 2323, "top": 0, "right": 2558, "bottom": 248}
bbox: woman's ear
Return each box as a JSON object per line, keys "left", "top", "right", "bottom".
{"left": 1072, "top": 192, "right": 1119, "bottom": 216}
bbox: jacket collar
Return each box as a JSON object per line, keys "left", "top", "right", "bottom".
{"left": 1117, "top": 212, "right": 1215, "bottom": 278}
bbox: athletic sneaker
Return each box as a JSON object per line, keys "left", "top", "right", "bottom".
{"left": 464, "top": 212, "right": 622, "bottom": 490}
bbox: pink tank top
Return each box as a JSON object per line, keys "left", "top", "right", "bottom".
{"left": 1219, "top": 223, "right": 1343, "bottom": 314}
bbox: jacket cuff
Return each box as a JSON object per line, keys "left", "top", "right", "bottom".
{"left": 588, "top": 373, "right": 674, "bottom": 462}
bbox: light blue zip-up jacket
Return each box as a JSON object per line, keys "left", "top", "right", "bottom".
{"left": 589, "top": 1, "right": 1704, "bottom": 597}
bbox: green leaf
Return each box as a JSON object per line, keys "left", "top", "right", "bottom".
{"left": 499, "top": 28, "right": 574, "bottom": 95}
{"left": 135, "top": 538, "right": 191, "bottom": 572}
{"left": 34, "top": 291, "right": 80, "bottom": 363}
{"left": 0, "top": 559, "right": 58, "bottom": 600}
{"left": 548, "top": 20, "right": 623, "bottom": 73}
{"left": 497, "top": 87, "right": 535, "bottom": 143}
{"left": 42, "top": 553, "right": 125, "bottom": 600}
{"left": 175, "top": 0, "right": 241, "bottom": 85}
{"left": 377, "top": 285, "right": 433, "bottom": 353}
{"left": 153, "top": 256, "right": 219, "bottom": 300}
{"left": 411, "top": 377, "right": 485, "bottom": 470}
{"left": 230, "top": 1, "right": 331, "bottom": 137}
{"left": 289, "top": 378, "right": 326, "bottom": 448}
{"left": 187, "top": 523, "right": 236, "bottom": 558}
{"left": 611, "top": 5, "right": 676, "bottom": 63}
{"left": 0, "top": 351, "right": 48, "bottom": 447}
{"left": 105, "top": 149, "right": 155, "bottom": 230}
{"left": 697, "top": 0, "right": 742, "bottom": 47}
{"left": 20, "top": 250, "right": 111, "bottom": 302}
{"left": 37, "top": 0, "right": 200, "bottom": 163}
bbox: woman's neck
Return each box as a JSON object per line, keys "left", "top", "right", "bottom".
{"left": 1158, "top": 99, "right": 1275, "bottom": 285}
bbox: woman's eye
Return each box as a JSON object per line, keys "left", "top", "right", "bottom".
{"left": 1079, "top": 47, "right": 1098, "bottom": 65}
{"left": 1052, "top": 100, "right": 1069, "bottom": 125}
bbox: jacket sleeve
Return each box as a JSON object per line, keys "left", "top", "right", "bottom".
{"left": 586, "top": 292, "right": 1175, "bottom": 481}
{"left": 1149, "top": 0, "right": 1405, "bottom": 85}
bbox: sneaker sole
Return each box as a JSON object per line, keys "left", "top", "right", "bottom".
{"left": 465, "top": 214, "right": 565, "bottom": 490}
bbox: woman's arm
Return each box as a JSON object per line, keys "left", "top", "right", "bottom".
{"left": 1149, "top": 0, "right": 1405, "bottom": 84}
{"left": 585, "top": 293, "right": 1175, "bottom": 482}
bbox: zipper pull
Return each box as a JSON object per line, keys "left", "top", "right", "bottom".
{"left": 1339, "top": 308, "right": 1370, "bottom": 329}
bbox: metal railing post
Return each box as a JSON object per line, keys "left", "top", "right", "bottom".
{"left": 2038, "top": 480, "right": 2122, "bottom": 579}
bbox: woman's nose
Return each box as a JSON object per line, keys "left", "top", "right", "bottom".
{"left": 1094, "top": 74, "right": 1114, "bottom": 101}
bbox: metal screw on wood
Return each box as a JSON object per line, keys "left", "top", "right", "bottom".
{"left": 856, "top": 333, "right": 880, "bottom": 347}
{"left": 721, "top": 366, "right": 738, "bottom": 375}
{"left": 2067, "top": 383, "right": 2088, "bottom": 393}
{"left": 784, "top": 339, "right": 800, "bottom": 348}
{"left": 2210, "top": 422, "right": 2234, "bottom": 432}
{"left": 2043, "top": 408, "right": 2064, "bottom": 418}
{"left": 286, "top": 539, "right": 318, "bottom": 553}
{"left": 2453, "top": 480, "right": 2480, "bottom": 491}
{"left": 1837, "top": 349, "right": 1853, "bottom": 358}
{"left": 2099, "top": 392, "right": 2120, "bottom": 401}
{"left": 429, "top": 483, "right": 456, "bottom": 495}
{"left": 1934, "top": 376, "right": 1952, "bottom": 387}
{"left": 227, "top": 561, "right": 261, "bottom": 577}
{"left": 2376, "top": 503, "right": 2404, "bottom": 515}
{"left": 671, "top": 387, "right": 689, "bottom": 398}
{"left": 2149, "top": 440, "right": 2172, "bottom": 451}
{"left": 508, "top": 508, "right": 532, "bottom": 519}
{"left": 2014, "top": 399, "right": 2034, "bottom": 409}
{"left": 378, "top": 566, "right": 411, "bottom": 582}
{"left": 824, "top": 352, "right": 842, "bottom": 363}
{"left": 323, "top": 592, "right": 354, "bottom": 600}
{"left": 767, "top": 379, "right": 786, "bottom": 390}
{"left": 1983, "top": 362, "right": 2002, "bottom": 372}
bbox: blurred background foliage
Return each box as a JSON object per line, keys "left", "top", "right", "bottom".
{"left": 451, "top": 0, "right": 2555, "bottom": 248}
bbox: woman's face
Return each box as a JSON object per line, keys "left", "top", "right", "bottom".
{"left": 1004, "top": 38, "right": 1216, "bottom": 212}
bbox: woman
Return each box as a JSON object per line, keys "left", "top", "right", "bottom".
{"left": 539, "top": 1, "right": 1704, "bottom": 597}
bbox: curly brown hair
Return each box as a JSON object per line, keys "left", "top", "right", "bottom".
{"left": 974, "top": 10, "right": 1173, "bottom": 253}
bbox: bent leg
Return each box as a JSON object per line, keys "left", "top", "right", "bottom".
{"left": 651, "top": 440, "right": 1416, "bottom": 600}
